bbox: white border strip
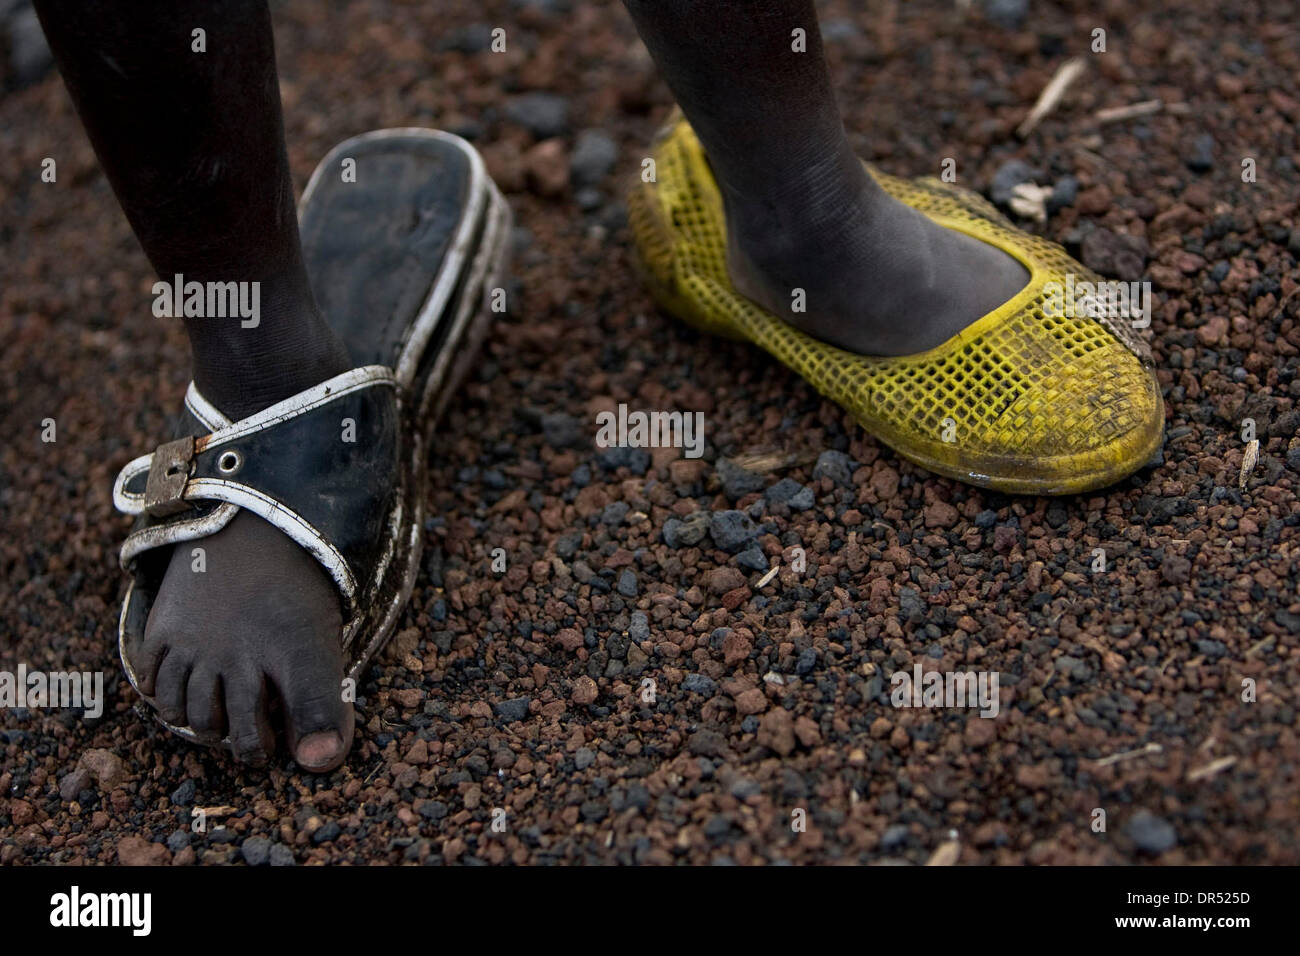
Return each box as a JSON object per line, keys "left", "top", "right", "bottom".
{"left": 197, "top": 365, "right": 394, "bottom": 450}
{"left": 184, "top": 384, "right": 232, "bottom": 430}
{"left": 418, "top": 181, "right": 509, "bottom": 417}
{"left": 112, "top": 453, "right": 156, "bottom": 515}
{"left": 120, "top": 502, "right": 240, "bottom": 568}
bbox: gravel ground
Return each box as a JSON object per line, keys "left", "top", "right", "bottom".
{"left": 3, "top": 0, "right": 1299, "bottom": 866}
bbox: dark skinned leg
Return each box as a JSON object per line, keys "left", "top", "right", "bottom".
{"left": 621, "top": 0, "right": 1028, "bottom": 356}
{"left": 36, "top": 0, "right": 352, "bottom": 770}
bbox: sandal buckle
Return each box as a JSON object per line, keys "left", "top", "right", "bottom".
{"left": 144, "top": 436, "right": 195, "bottom": 517}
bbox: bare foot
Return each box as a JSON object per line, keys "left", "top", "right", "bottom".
{"left": 136, "top": 510, "right": 353, "bottom": 771}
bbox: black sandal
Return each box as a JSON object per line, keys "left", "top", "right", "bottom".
{"left": 111, "top": 129, "right": 511, "bottom": 743}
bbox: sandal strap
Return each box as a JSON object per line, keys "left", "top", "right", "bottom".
{"left": 112, "top": 366, "right": 399, "bottom": 610}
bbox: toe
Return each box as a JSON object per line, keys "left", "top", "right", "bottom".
{"left": 135, "top": 618, "right": 172, "bottom": 697}
{"left": 226, "top": 670, "right": 275, "bottom": 766}
{"left": 153, "top": 649, "right": 191, "bottom": 727}
{"left": 274, "top": 656, "right": 354, "bottom": 773}
{"left": 186, "top": 666, "right": 226, "bottom": 741}
{"left": 295, "top": 729, "right": 350, "bottom": 772}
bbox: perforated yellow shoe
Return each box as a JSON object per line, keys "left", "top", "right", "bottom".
{"left": 627, "top": 116, "right": 1164, "bottom": 495}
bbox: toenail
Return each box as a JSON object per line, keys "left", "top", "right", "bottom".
{"left": 296, "top": 731, "right": 344, "bottom": 769}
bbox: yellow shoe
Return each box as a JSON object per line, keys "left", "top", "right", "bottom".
{"left": 627, "top": 115, "right": 1164, "bottom": 496}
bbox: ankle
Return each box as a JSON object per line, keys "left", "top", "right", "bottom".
{"left": 726, "top": 169, "right": 880, "bottom": 262}
{"left": 725, "top": 186, "right": 876, "bottom": 291}
{"left": 192, "top": 352, "right": 350, "bottom": 421}
{"left": 189, "top": 302, "right": 351, "bottom": 419}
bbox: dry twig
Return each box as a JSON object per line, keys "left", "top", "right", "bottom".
{"left": 1017, "top": 57, "right": 1086, "bottom": 138}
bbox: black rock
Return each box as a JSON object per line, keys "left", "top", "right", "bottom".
{"left": 736, "top": 547, "right": 769, "bottom": 572}
{"left": 625, "top": 783, "right": 651, "bottom": 811}
{"left": 821, "top": 18, "right": 863, "bottom": 42}
{"left": 682, "top": 673, "right": 717, "bottom": 697}
{"left": 510, "top": 0, "right": 569, "bottom": 15}
{"left": 1046, "top": 176, "right": 1079, "bottom": 214}
{"left": 555, "top": 531, "right": 583, "bottom": 559}
{"left": 170, "top": 779, "right": 197, "bottom": 807}
{"left": 1080, "top": 229, "right": 1149, "bottom": 282}
{"left": 880, "top": 823, "right": 910, "bottom": 850}
{"left": 663, "top": 511, "right": 710, "bottom": 548}
{"left": 1135, "top": 494, "right": 1193, "bottom": 524}
{"left": 494, "top": 696, "right": 531, "bottom": 722}
{"left": 709, "top": 510, "right": 760, "bottom": 552}
{"left": 269, "top": 843, "right": 296, "bottom": 867}
{"left": 1195, "top": 639, "right": 1227, "bottom": 659}
{"left": 310, "top": 821, "right": 341, "bottom": 845}
{"left": 767, "top": 477, "right": 813, "bottom": 510}
{"left": 982, "top": 0, "right": 1028, "bottom": 29}
{"left": 1055, "top": 654, "right": 1090, "bottom": 679}
{"left": 504, "top": 92, "right": 570, "bottom": 138}
{"left": 990, "top": 159, "right": 1042, "bottom": 206}
{"left": 812, "top": 450, "right": 856, "bottom": 486}
{"left": 766, "top": 477, "right": 801, "bottom": 504}
{"left": 419, "top": 800, "right": 449, "bottom": 820}
{"left": 1274, "top": 608, "right": 1300, "bottom": 634}
{"left": 616, "top": 568, "right": 639, "bottom": 597}
{"left": 601, "top": 501, "right": 630, "bottom": 526}
{"left": 570, "top": 129, "right": 618, "bottom": 187}
{"left": 575, "top": 188, "right": 604, "bottom": 212}
{"left": 1247, "top": 276, "right": 1280, "bottom": 303}
{"left": 1125, "top": 811, "right": 1177, "bottom": 854}
{"left": 436, "top": 23, "right": 494, "bottom": 54}
{"left": 574, "top": 747, "right": 596, "bottom": 770}
{"left": 898, "top": 586, "right": 926, "bottom": 623}
{"left": 598, "top": 446, "right": 650, "bottom": 475}
{"left": 166, "top": 830, "right": 190, "bottom": 853}
{"left": 704, "top": 814, "right": 733, "bottom": 838}
{"left": 1186, "top": 133, "right": 1215, "bottom": 172}
{"left": 717, "top": 458, "right": 766, "bottom": 499}
{"left": 541, "top": 412, "right": 582, "bottom": 448}
{"left": 240, "top": 835, "right": 272, "bottom": 866}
